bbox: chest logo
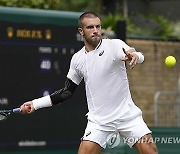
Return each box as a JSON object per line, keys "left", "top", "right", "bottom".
{"left": 85, "top": 131, "right": 91, "bottom": 137}
{"left": 99, "top": 50, "right": 104, "bottom": 56}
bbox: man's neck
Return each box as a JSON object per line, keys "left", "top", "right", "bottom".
{"left": 84, "top": 40, "right": 101, "bottom": 52}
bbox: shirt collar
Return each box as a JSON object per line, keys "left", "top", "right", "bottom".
{"left": 95, "top": 39, "right": 102, "bottom": 50}
{"left": 84, "top": 39, "right": 102, "bottom": 54}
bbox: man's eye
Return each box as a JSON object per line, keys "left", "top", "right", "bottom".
{"left": 87, "top": 26, "right": 94, "bottom": 29}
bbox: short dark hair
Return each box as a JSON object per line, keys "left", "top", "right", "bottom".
{"left": 78, "top": 11, "right": 100, "bottom": 27}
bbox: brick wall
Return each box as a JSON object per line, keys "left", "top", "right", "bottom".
{"left": 126, "top": 39, "right": 180, "bottom": 126}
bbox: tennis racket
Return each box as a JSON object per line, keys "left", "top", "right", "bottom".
{"left": 0, "top": 108, "right": 20, "bottom": 121}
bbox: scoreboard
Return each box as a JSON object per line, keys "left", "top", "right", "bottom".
{"left": 0, "top": 8, "right": 87, "bottom": 151}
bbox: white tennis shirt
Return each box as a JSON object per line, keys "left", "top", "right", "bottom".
{"left": 67, "top": 39, "right": 144, "bottom": 125}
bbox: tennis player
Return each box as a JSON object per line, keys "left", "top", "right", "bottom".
{"left": 20, "top": 11, "right": 158, "bottom": 154}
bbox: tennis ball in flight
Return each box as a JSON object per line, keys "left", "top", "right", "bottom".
{"left": 165, "top": 56, "right": 176, "bottom": 67}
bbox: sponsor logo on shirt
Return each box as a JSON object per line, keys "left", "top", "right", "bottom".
{"left": 99, "top": 50, "right": 104, "bottom": 56}
{"left": 85, "top": 131, "right": 91, "bottom": 137}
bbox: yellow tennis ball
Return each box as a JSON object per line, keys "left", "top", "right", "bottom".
{"left": 165, "top": 56, "right": 176, "bottom": 67}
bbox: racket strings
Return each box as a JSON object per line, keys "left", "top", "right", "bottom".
{"left": 0, "top": 108, "right": 20, "bottom": 121}
{"left": 0, "top": 111, "right": 10, "bottom": 120}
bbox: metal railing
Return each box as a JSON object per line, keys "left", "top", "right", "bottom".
{"left": 154, "top": 77, "right": 180, "bottom": 127}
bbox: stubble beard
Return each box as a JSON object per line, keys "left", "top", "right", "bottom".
{"left": 85, "top": 34, "right": 101, "bottom": 48}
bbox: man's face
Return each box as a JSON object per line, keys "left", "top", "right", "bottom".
{"left": 78, "top": 17, "right": 101, "bottom": 46}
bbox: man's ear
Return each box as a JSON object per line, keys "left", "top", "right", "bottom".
{"left": 78, "top": 27, "right": 84, "bottom": 36}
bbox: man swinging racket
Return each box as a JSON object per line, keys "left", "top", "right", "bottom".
{"left": 20, "top": 11, "right": 158, "bottom": 154}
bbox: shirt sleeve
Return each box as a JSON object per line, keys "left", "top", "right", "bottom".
{"left": 113, "top": 40, "right": 144, "bottom": 63}
{"left": 110, "top": 39, "right": 133, "bottom": 61}
{"left": 67, "top": 54, "right": 83, "bottom": 85}
{"left": 117, "top": 39, "right": 134, "bottom": 58}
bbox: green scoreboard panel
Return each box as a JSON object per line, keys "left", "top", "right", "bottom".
{"left": 0, "top": 7, "right": 87, "bottom": 151}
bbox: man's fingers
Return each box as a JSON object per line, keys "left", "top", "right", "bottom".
{"left": 122, "top": 48, "right": 127, "bottom": 55}
{"left": 122, "top": 48, "right": 132, "bottom": 60}
{"left": 122, "top": 48, "right": 130, "bottom": 57}
{"left": 120, "top": 56, "right": 129, "bottom": 61}
{"left": 129, "top": 56, "right": 136, "bottom": 65}
{"left": 122, "top": 48, "right": 139, "bottom": 69}
{"left": 129, "top": 56, "right": 138, "bottom": 69}
{"left": 20, "top": 103, "right": 32, "bottom": 114}
{"left": 129, "top": 57, "right": 136, "bottom": 69}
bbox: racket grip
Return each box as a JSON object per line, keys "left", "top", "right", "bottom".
{"left": 13, "top": 108, "right": 21, "bottom": 113}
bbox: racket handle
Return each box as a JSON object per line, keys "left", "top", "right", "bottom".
{"left": 13, "top": 108, "right": 21, "bottom": 113}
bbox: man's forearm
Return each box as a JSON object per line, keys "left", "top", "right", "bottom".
{"left": 32, "top": 78, "right": 78, "bottom": 110}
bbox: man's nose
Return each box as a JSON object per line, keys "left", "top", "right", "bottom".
{"left": 93, "top": 27, "right": 98, "bottom": 33}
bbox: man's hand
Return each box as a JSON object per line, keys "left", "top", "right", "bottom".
{"left": 20, "top": 101, "right": 35, "bottom": 114}
{"left": 121, "top": 48, "right": 139, "bottom": 69}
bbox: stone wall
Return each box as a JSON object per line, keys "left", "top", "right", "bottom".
{"left": 126, "top": 39, "right": 180, "bottom": 126}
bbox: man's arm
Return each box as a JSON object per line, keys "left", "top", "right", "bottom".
{"left": 121, "top": 48, "right": 144, "bottom": 69}
{"left": 20, "top": 78, "right": 78, "bottom": 114}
